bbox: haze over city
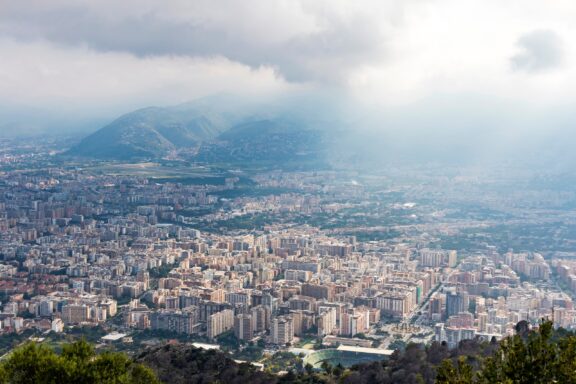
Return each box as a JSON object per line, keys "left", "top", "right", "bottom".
{"left": 1, "top": 0, "right": 576, "bottom": 163}
{"left": 1, "top": 2, "right": 576, "bottom": 384}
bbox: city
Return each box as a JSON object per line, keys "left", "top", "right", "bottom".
{"left": 2, "top": 1, "right": 576, "bottom": 382}
{"left": 0, "top": 136, "right": 575, "bottom": 373}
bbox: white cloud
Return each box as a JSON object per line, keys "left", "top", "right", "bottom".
{"left": 511, "top": 30, "right": 564, "bottom": 73}
{"left": 1, "top": 0, "right": 576, "bottom": 133}
{"left": 0, "top": 0, "right": 391, "bottom": 83}
{"left": 0, "top": 38, "right": 294, "bottom": 117}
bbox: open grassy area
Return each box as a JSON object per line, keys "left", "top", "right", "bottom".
{"left": 88, "top": 162, "right": 224, "bottom": 178}
{"left": 295, "top": 336, "right": 317, "bottom": 349}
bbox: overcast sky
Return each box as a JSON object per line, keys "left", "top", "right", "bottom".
{"left": 0, "top": 0, "right": 575, "bottom": 136}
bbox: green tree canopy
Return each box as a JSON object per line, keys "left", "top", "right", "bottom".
{"left": 0, "top": 339, "right": 158, "bottom": 384}
{"left": 436, "top": 320, "right": 576, "bottom": 384}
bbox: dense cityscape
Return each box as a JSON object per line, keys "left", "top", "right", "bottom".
{"left": 0, "top": 136, "right": 575, "bottom": 373}
{"left": 2, "top": 1, "right": 576, "bottom": 382}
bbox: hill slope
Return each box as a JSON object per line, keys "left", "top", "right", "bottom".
{"left": 66, "top": 103, "right": 235, "bottom": 159}
{"left": 65, "top": 94, "right": 339, "bottom": 162}
{"left": 66, "top": 93, "right": 268, "bottom": 160}
{"left": 136, "top": 344, "right": 274, "bottom": 384}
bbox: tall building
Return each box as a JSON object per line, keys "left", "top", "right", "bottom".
{"left": 199, "top": 301, "right": 230, "bottom": 322}
{"left": 477, "top": 312, "right": 488, "bottom": 332}
{"left": 445, "top": 291, "right": 469, "bottom": 320}
{"left": 419, "top": 249, "right": 457, "bottom": 268}
{"left": 38, "top": 300, "right": 54, "bottom": 317}
{"left": 150, "top": 307, "right": 199, "bottom": 335}
{"left": 262, "top": 292, "right": 278, "bottom": 313}
{"left": 62, "top": 304, "right": 90, "bottom": 324}
{"left": 271, "top": 316, "right": 294, "bottom": 345}
{"left": 317, "top": 307, "right": 337, "bottom": 337}
{"left": 251, "top": 305, "right": 271, "bottom": 333}
{"left": 301, "top": 283, "right": 334, "bottom": 301}
{"left": 290, "top": 310, "right": 315, "bottom": 336}
{"left": 375, "top": 290, "right": 413, "bottom": 319}
{"left": 234, "top": 313, "right": 254, "bottom": 341}
{"left": 207, "top": 309, "right": 234, "bottom": 339}
{"left": 419, "top": 249, "right": 445, "bottom": 268}
{"left": 165, "top": 296, "right": 180, "bottom": 310}
{"left": 340, "top": 308, "right": 369, "bottom": 336}
{"left": 99, "top": 299, "right": 117, "bottom": 318}
{"left": 429, "top": 296, "right": 443, "bottom": 321}
{"left": 448, "top": 250, "right": 458, "bottom": 268}
{"left": 226, "top": 291, "right": 252, "bottom": 307}
{"left": 136, "top": 270, "right": 150, "bottom": 290}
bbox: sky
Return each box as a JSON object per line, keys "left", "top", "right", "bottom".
{"left": 0, "top": 0, "right": 575, "bottom": 139}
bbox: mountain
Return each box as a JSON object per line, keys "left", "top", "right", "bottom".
{"left": 66, "top": 94, "right": 265, "bottom": 160}
{"left": 193, "top": 118, "right": 327, "bottom": 165}
{"left": 65, "top": 94, "right": 344, "bottom": 163}
{"left": 66, "top": 107, "right": 223, "bottom": 159}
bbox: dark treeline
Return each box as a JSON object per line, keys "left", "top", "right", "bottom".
{"left": 2, "top": 320, "right": 575, "bottom": 384}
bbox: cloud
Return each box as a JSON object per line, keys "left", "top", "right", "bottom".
{"left": 0, "top": 0, "right": 400, "bottom": 84}
{"left": 511, "top": 30, "right": 564, "bottom": 73}
{"left": 2, "top": 0, "right": 576, "bottom": 137}
{"left": 0, "top": 37, "right": 293, "bottom": 119}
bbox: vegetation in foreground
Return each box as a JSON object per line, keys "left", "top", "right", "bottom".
{"left": 436, "top": 320, "right": 576, "bottom": 384}
{"left": 1, "top": 320, "right": 575, "bottom": 383}
{"left": 0, "top": 339, "right": 157, "bottom": 384}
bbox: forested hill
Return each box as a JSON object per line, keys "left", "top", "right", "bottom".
{"left": 135, "top": 343, "right": 274, "bottom": 384}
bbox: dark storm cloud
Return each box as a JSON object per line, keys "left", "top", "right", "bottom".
{"left": 511, "top": 29, "right": 564, "bottom": 73}
{"left": 263, "top": 16, "right": 386, "bottom": 82}
{"left": 0, "top": 1, "right": 388, "bottom": 83}
{"left": 0, "top": 5, "right": 232, "bottom": 56}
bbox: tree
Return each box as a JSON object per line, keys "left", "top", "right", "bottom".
{"left": 333, "top": 363, "right": 344, "bottom": 378}
{"left": 435, "top": 357, "right": 473, "bottom": 384}
{"left": 476, "top": 320, "right": 558, "bottom": 384}
{"left": 0, "top": 340, "right": 158, "bottom": 384}
{"left": 555, "top": 335, "right": 576, "bottom": 383}
{"left": 320, "top": 361, "right": 333, "bottom": 376}
{"left": 2, "top": 342, "right": 67, "bottom": 384}
{"left": 436, "top": 320, "right": 576, "bottom": 384}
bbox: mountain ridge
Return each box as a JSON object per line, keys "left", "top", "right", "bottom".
{"left": 66, "top": 101, "right": 240, "bottom": 159}
{"left": 65, "top": 95, "right": 332, "bottom": 162}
